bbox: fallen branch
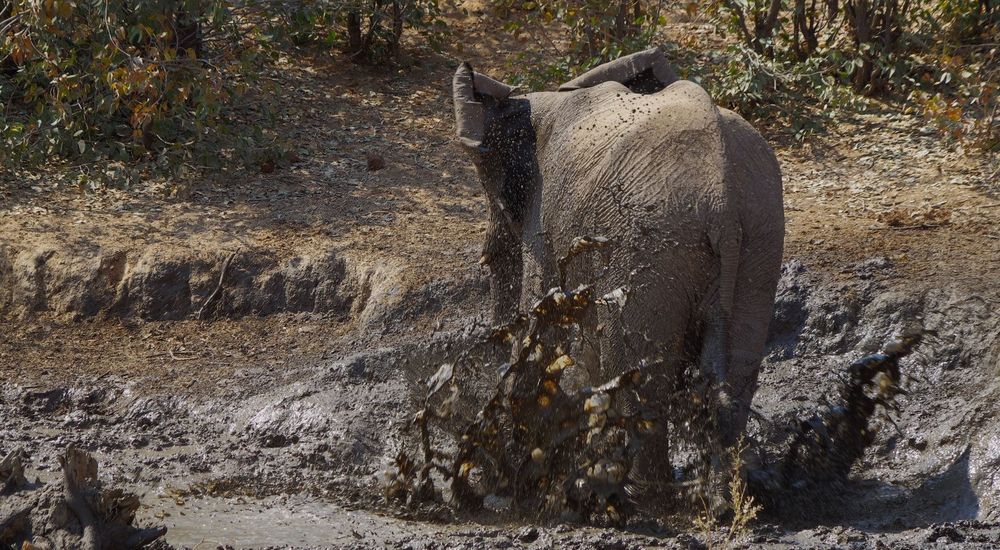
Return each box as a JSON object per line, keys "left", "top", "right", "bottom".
{"left": 0, "top": 448, "right": 27, "bottom": 494}
{"left": 197, "top": 251, "right": 238, "bottom": 320}
{"left": 1, "top": 447, "right": 166, "bottom": 548}
{"left": 169, "top": 349, "right": 199, "bottom": 361}
{"left": 61, "top": 448, "right": 101, "bottom": 550}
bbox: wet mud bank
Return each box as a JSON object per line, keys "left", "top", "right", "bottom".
{"left": 1, "top": 257, "right": 998, "bottom": 547}
{"left": 756, "top": 259, "right": 1000, "bottom": 526}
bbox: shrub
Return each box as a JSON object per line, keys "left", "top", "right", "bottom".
{"left": 709, "top": 0, "right": 784, "bottom": 55}
{"left": 790, "top": 0, "right": 841, "bottom": 60}
{"left": 906, "top": 1, "right": 999, "bottom": 151}
{"left": 908, "top": 47, "right": 999, "bottom": 152}
{"left": 494, "top": 0, "right": 669, "bottom": 90}
{"left": 262, "top": 0, "right": 448, "bottom": 63}
{"left": 702, "top": 0, "right": 998, "bottom": 147}
{"left": 0, "top": 0, "right": 269, "bottom": 174}
{"left": 842, "top": 0, "right": 915, "bottom": 94}
{"left": 0, "top": 0, "right": 447, "bottom": 180}
{"left": 704, "top": 44, "right": 860, "bottom": 139}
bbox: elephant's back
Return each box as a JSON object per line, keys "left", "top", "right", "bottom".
{"left": 532, "top": 82, "right": 736, "bottom": 284}
{"left": 540, "top": 80, "right": 729, "bottom": 214}
{"left": 581, "top": 81, "right": 731, "bottom": 236}
{"left": 538, "top": 82, "right": 730, "bottom": 299}
{"left": 717, "top": 107, "right": 784, "bottom": 231}
{"left": 621, "top": 81, "right": 727, "bottom": 209}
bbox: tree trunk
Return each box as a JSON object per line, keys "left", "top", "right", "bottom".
{"left": 631, "top": 0, "right": 643, "bottom": 36}
{"left": 390, "top": 0, "right": 404, "bottom": 57}
{"left": 846, "top": 0, "right": 873, "bottom": 93}
{"left": 793, "top": 0, "right": 805, "bottom": 59}
{"left": 614, "top": 0, "right": 628, "bottom": 42}
{"left": 347, "top": 10, "right": 363, "bottom": 54}
{"left": 845, "top": 0, "right": 910, "bottom": 95}
{"left": 359, "top": 10, "right": 380, "bottom": 63}
{"left": 753, "top": 0, "right": 783, "bottom": 56}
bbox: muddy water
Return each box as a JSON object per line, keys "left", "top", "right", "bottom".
{"left": 137, "top": 495, "right": 444, "bottom": 548}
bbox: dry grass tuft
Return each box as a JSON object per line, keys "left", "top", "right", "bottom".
{"left": 693, "top": 435, "right": 763, "bottom": 549}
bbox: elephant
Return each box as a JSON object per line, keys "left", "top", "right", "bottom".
{"left": 453, "top": 47, "right": 784, "bottom": 461}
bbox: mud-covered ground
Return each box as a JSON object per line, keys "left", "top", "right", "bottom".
{"left": 2, "top": 255, "right": 998, "bottom": 548}
{"left": 2, "top": 7, "right": 999, "bottom": 548}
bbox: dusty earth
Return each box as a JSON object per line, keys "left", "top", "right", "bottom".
{"left": 2, "top": 6, "right": 1000, "bottom": 549}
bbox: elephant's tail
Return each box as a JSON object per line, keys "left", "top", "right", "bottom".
{"left": 693, "top": 212, "right": 743, "bottom": 454}
{"left": 703, "top": 223, "right": 741, "bottom": 387}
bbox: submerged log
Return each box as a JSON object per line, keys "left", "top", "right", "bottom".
{"left": 0, "top": 446, "right": 166, "bottom": 549}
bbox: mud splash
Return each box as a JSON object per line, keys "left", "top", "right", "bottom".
{"left": 387, "top": 283, "right": 683, "bottom": 524}
{"left": 371, "top": 240, "right": 936, "bottom": 525}
{"left": 387, "top": 266, "right": 926, "bottom": 527}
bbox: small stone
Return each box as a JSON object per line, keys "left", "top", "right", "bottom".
{"left": 518, "top": 526, "right": 539, "bottom": 543}
{"left": 367, "top": 153, "right": 386, "bottom": 171}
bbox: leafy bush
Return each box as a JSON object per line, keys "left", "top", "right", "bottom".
{"left": 0, "top": 0, "right": 448, "bottom": 181}
{"left": 704, "top": 45, "right": 861, "bottom": 139}
{"left": 842, "top": 0, "right": 914, "bottom": 94}
{"left": 262, "top": 0, "right": 448, "bottom": 63}
{"left": 907, "top": 1, "right": 999, "bottom": 151}
{"left": 494, "top": 0, "right": 669, "bottom": 89}
{"left": 908, "top": 47, "right": 998, "bottom": 152}
{"left": 710, "top": 0, "right": 783, "bottom": 55}
{"left": 703, "top": 0, "right": 999, "bottom": 147}
{"left": 789, "top": 0, "right": 841, "bottom": 59}
{"left": 0, "top": 0, "right": 274, "bottom": 175}
{"left": 926, "top": 0, "right": 999, "bottom": 41}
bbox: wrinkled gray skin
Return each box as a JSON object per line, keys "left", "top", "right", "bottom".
{"left": 453, "top": 48, "right": 784, "bottom": 455}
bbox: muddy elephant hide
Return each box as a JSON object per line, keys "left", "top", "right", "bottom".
{"left": 453, "top": 47, "right": 785, "bottom": 449}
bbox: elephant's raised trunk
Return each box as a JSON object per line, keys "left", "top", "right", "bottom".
{"left": 452, "top": 62, "right": 516, "bottom": 151}
{"left": 557, "top": 46, "right": 678, "bottom": 92}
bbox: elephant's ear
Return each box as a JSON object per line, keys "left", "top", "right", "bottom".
{"left": 453, "top": 62, "right": 517, "bottom": 152}
{"left": 558, "top": 46, "right": 678, "bottom": 94}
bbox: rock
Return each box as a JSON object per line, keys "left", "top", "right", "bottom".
{"left": 854, "top": 256, "right": 893, "bottom": 279}
{"left": 367, "top": 153, "right": 386, "bottom": 171}
{"left": 518, "top": 526, "right": 539, "bottom": 543}
{"left": 0, "top": 448, "right": 28, "bottom": 494}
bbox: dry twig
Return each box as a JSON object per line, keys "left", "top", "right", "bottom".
{"left": 197, "top": 251, "right": 238, "bottom": 320}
